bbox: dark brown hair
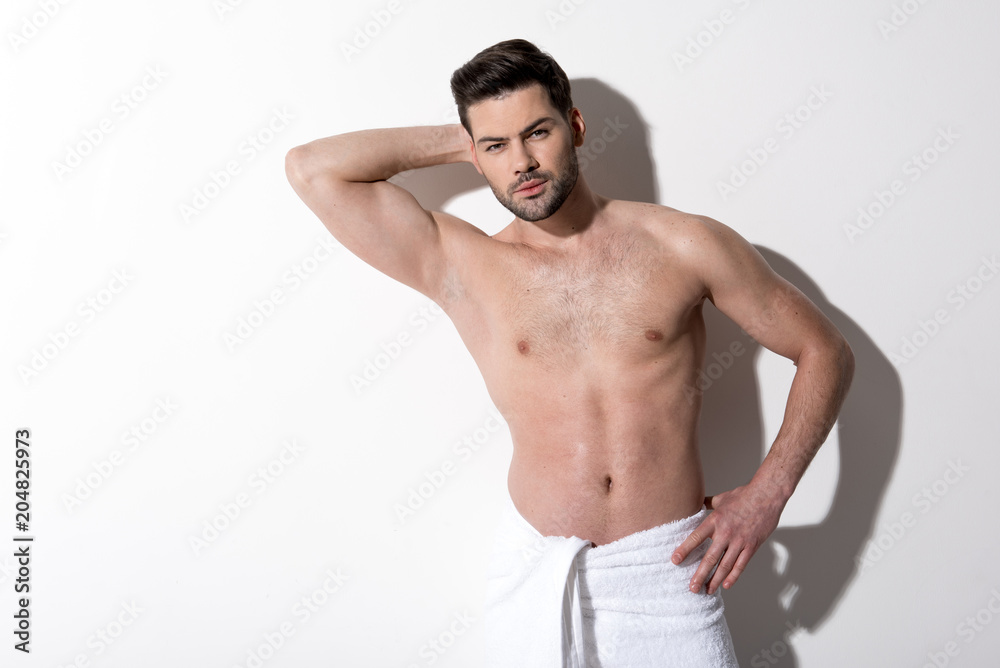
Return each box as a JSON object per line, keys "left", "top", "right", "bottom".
{"left": 450, "top": 39, "right": 574, "bottom": 136}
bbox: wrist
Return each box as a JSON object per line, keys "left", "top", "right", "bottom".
{"left": 747, "top": 469, "right": 795, "bottom": 510}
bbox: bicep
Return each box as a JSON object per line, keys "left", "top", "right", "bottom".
{"left": 686, "top": 216, "right": 841, "bottom": 363}
{"left": 286, "top": 159, "right": 446, "bottom": 299}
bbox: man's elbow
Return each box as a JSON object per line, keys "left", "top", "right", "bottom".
{"left": 814, "top": 333, "right": 855, "bottom": 385}
{"left": 801, "top": 332, "right": 854, "bottom": 379}
{"left": 284, "top": 144, "right": 312, "bottom": 186}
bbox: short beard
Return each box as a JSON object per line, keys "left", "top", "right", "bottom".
{"left": 489, "top": 147, "right": 580, "bottom": 222}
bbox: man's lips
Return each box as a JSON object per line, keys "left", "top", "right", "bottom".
{"left": 515, "top": 179, "right": 547, "bottom": 195}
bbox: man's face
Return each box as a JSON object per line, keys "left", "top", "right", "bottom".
{"left": 466, "top": 84, "right": 583, "bottom": 222}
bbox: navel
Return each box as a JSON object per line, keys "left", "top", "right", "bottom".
{"left": 644, "top": 329, "right": 664, "bottom": 341}
{"left": 604, "top": 475, "right": 613, "bottom": 492}
{"left": 517, "top": 339, "right": 530, "bottom": 354}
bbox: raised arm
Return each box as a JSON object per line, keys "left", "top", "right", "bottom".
{"left": 284, "top": 124, "right": 474, "bottom": 301}
{"left": 669, "top": 214, "right": 855, "bottom": 594}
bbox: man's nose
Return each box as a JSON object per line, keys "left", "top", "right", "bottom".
{"left": 512, "top": 141, "right": 539, "bottom": 174}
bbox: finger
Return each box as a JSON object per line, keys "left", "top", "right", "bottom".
{"left": 671, "top": 518, "right": 714, "bottom": 565}
{"left": 707, "top": 545, "right": 741, "bottom": 595}
{"left": 688, "top": 546, "right": 724, "bottom": 593}
{"left": 721, "top": 548, "right": 754, "bottom": 591}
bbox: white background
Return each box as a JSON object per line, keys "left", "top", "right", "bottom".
{"left": 3, "top": 1, "right": 998, "bottom": 666}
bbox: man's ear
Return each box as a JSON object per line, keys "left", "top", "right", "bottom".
{"left": 568, "top": 108, "right": 586, "bottom": 148}
{"left": 467, "top": 134, "right": 483, "bottom": 175}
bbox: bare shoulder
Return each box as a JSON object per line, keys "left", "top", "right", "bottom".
{"left": 659, "top": 208, "right": 764, "bottom": 300}
{"left": 638, "top": 204, "right": 845, "bottom": 359}
{"left": 604, "top": 199, "right": 770, "bottom": 304}
{"left": 605, "top": 199, "right": 743, "bottom": 259}
{"left": 645, "top": 204, "right": 731, "bottom": 248}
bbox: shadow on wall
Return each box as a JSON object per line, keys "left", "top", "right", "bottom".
{"left": 400, "top": 77, "right": 904, "bottom": 667}
{"left": 699, "top": 259, "right": 903, "bottom": 667}
{"left": 575, "top": 77, "right": 904, "bottom": 667}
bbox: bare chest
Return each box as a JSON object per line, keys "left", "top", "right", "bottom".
{"left": 479, "top": 233, "right": 701, "bottom": 366}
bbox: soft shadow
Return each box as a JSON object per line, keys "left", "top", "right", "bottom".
{"left": 567, "top": 78, "right": 659, "bottom": 205}
{"left": 388, "top": 157, "right": 484, "bottom": 212}
{"left": 399, "top": 76, "right": 903, "bottom": 667}
{"left": 699, "top": 258, "right": 903, "bottom": 666}
{"left": 572, "top": 78, "right": 903, "bottom": 666}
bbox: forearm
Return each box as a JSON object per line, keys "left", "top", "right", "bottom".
{"left": 288, "top": 124, "right": 470, "bottom": 184}
{"left": 750, "top": 338, "right": 855, "bottom": 504}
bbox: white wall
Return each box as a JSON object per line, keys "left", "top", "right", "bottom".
{"left": 3, "top": 1, "right": 998, "bottom": 666}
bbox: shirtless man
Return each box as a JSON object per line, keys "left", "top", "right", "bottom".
{"left": 285, "top": 39, "right": 853, "bottom": 665}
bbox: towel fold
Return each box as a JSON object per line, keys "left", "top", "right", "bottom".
{"left": 484, "top": 493, "right": 739, "bottom": 667}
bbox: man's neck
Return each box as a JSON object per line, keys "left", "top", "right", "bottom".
{"left": 510, "top": 176, "right": 605, "bottom": 251}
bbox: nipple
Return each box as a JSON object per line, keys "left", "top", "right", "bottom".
{"left": 645, "top": 329, "right": 663, "bottom": 341}
{"left": 517, "top": 339, "right": 530, "bottom": 354}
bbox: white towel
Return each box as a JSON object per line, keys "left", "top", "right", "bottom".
{"left": 484, "top": 493, "right": 739, "bottom": 667}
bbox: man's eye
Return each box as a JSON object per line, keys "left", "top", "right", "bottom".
{"left": 486, "top": 143, "right": 503, "bottom": 152}
{"left": 531, "top": 129, "right": 548, "bottom": 137}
